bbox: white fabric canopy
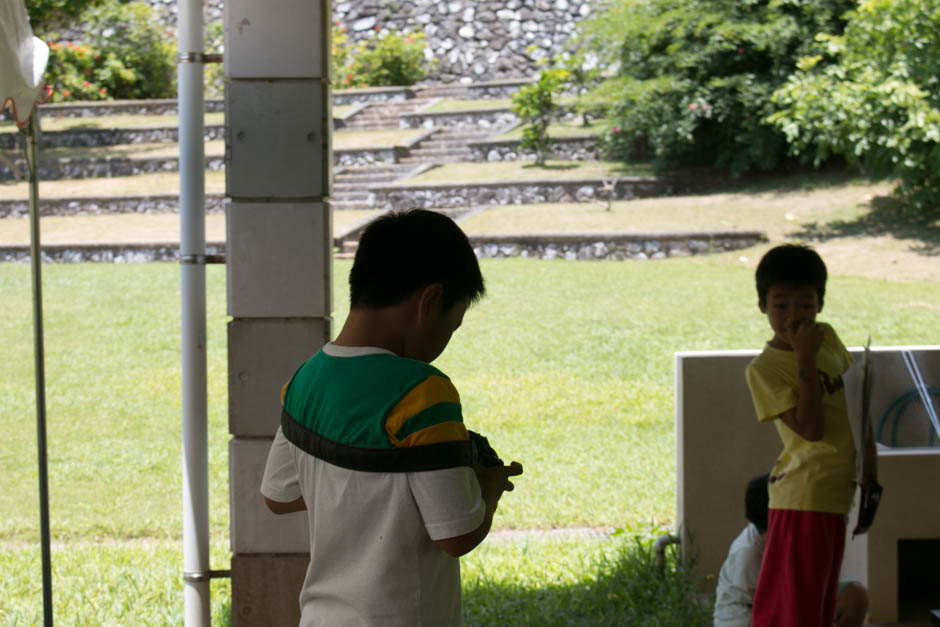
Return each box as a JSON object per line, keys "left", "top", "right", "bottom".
{"left": 0, "top": 0, "right": 49, "bottom": 125}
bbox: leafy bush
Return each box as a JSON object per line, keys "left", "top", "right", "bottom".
{"left": 204, "top": 21, "right": 225, "bottom": 101}
{"left": 331, "top": 22, "right": 353, "bottom": 87}
{"left": 341, "top": 28, "right": 431, "bottom": 88}
{"left": 769, "top": 0, "right": 940, "bottom": 216}
{"left": 579, "top": 0, "right": 854, "bottom": 175}
{"left": 511, "top": 68, "right": 569, "bottom": 166}
{"left": 27, "top": 0, "right": 104, "bottom": 37}
{"left": 43, "top": 41, "right": 111, "bottom": 102}
{"left": 42, "top": 1, "right": 176, "bottom": 101}
{"left": 81, "top": 1, "right": 176, "bottom": 99}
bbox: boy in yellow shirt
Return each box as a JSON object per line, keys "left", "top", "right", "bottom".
{"left": 745, "top": 244, "right": 872, "bottom": 626}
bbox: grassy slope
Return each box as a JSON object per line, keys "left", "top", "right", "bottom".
{"left": 1, "top": 259, "right": 938, "bottom": 623}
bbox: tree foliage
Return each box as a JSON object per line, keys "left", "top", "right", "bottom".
{"left": 769, "top": 0, "right": 940, "bottom": 215}
{"left": 27, "top": 0, "right": 105, "bottom": 36}
{"left": 579, "top": 0, "right": 853, "bottom": 175}
{"left": 511, "top": 68, "right": 569, "bottom": 167}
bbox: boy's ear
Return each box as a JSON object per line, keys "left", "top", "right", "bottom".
{"left": 416, "top": 283, "right": 444, "bottom": 325}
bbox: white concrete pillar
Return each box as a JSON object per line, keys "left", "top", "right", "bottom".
{"left": 224, "top": 0, "right": 332, "bottom": 623}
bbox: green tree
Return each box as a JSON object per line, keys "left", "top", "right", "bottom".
{"left": 27, "top": 0, "right": 105, "bottom": 36}
{"left": 579, "top": 0, "right": 853, "bottom": 175}
{"left": 511, "top": 68, "right": 569, "bottom": 167}
{"left": 769, "top": 0, "right": 940, "bottom": 216}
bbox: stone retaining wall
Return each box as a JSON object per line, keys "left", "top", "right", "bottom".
{"left": 470, "top": 231, "right": 765, "bottom": 260}
{"left": 0, "top": 126, "right": 226, "bottom": 151}
{"left": 139, "top": 0, "right": 596, "bottom": 84}
{"left": 0, "top": 242, "right": 226, "bottom": 264}
{"left": 400, "top": 108, "right": 518, "bottom": 130}
{"left": 0, "top": 156, "right": 225, "bottom": 183}
{"left": 468, "top": 136, "right": 602, "bottom": 162}
{"left": 371, "top": 177, "right": 674, "bottom": 210}
{"left": 0, "top": 195, "right": 226, "bottom": 219}
{"left": 34, "top": 99, "right": 226, "bottom": 119}
{"left": 0, "top": 230, "right": 763, "bottom": 263}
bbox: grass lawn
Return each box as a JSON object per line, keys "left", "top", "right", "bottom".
{"left": 496, "top": 119, "right": 601, "bottom": 140}
{"left": 1, "top": 255, "right": 938, "bottom": 622}
{"left": 0, "top": 210, "right": 375, "bottom": 246}
{"left": 332, "top": 128, "right": 426, "bottom": 148}
{"left": 422, "top": 98, "right": 513, "bottom": 112}
{"left": 0, "top": 113, "right": 226, "bottom": 134}
{"left": 0, "top": 171, "right": 226, "bottom": 199}
{"left": 401, "top": 160, "right": 653, "bottom": 184}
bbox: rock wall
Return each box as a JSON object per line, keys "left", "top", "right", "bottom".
{"left": 148, "top": 0, "right": 595, "bottom": 83}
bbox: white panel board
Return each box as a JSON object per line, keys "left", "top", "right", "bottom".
{"left": 227, "top": 201, "right": 331, "bottom": 318}
{"left": 224, "top": 0, "right": 325, "bottom": 78}
{"left": 230, "top": 437, "right": 310, "bottom": 554}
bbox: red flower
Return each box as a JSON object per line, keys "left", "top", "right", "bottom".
{"left": 348, "top": 73, "right": 354, "bottom": 79}
{"left": 63, "top": 89, "right": 70, "bottom": 97}
{"left": 83, "top": 81, "right": 90, "bottom": 87}
{"left": 374, "top": 25, "right": 381, "bottom": 31}
{"left": 737, "top": 48, "right": 744, "bottom": 55}
{"left": 99, "top": 88, "right": 107, "bottom": 94}
{"left": 407, "top": 37, "right": 414, "bottom": 43}
{"left": 341, "top": 27, "right": 347, "bottom": 33}
{"left": 612, "top": 126, "right": 620, "bottom": 133}
{"left": 688, "top": 103, "right": 696, "bottom": 110}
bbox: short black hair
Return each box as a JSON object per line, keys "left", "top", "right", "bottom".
{"left": 349, "top": 209, "right": 485, "bottom": 311}
{"left": 744, "top": 473, "right": 770, "bottom": 533}
{"left": 755, "top": 244, "right": 827, "bottom": 308}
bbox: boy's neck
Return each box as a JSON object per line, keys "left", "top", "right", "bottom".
{"left": 333, "top": 306, "right": 409, "bottom": 357}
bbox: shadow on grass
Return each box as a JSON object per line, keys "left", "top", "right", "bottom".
{"left": 522, "top": 162, "right": 581, "bottom": 172}
{"left": 790, "top": 194, "right": 940, "bottom": 257}
{"left": 462, "top": 539, "right": 711, "bottom": 627}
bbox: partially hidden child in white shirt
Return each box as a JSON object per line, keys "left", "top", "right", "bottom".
{"left": 713, "top": 473, "right": 869, "bottom": 627}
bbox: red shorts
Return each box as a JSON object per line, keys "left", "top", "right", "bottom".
{"left": 751, "top": 509, "right": 846, "bottom": 627}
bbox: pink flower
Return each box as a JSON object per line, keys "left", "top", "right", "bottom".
{"left": 737, "top": 48, "right": 744, "bottom": 55}
{"left": 83, "top": 81, "right": 90, "bottom": 87}
{"left": 701, "top": 103, "right": 709, "bottom": 111}
{"left": 407, "top": 37, "right": 414, "bottom": 43}
{"left": 612, "top": 126, "right": 620, "bottom": 134}
{"left": 688, "top": 103, "right": 696, "bottom": 110}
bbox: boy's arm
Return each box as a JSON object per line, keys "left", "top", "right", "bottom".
{"left": 777, "top": 321, "right": 825, "bottom": 441}
{"left": 434, "top": 462, "right": 523, "bottom": 558}
{"left": 264, "top": 495, "right": 307, "bottom": 514}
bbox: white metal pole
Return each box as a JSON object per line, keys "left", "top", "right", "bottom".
{"left": 178, "top": 0, "right": 210, "bottom": 623}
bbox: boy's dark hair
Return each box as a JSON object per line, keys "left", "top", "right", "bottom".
{"left": 755, "top": 244, "right": 827, "bottom": 308}
{"left": 349, "top": 209, "right": 485, "bottom": 311}
{"left": 745, "top": 473, "right": 770, "bottom": 533}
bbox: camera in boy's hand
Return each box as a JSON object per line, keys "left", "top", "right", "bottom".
{"left": 469, "top": 430, "right": 503, "bottom": 468}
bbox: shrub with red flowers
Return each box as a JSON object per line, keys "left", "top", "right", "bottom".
{"left": 334, "top": 26, "right": 432, "bottom": 88}
{"left": 43, "top": 41, "right": 110, "bottom": 102}
{"left": 42, "top": 0, "right": 175, "bottom": 101}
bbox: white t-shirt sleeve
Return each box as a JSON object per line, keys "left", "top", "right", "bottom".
{"left": 260, "top": 426, "right": 303, "bottom": 503}
{"left": 408, "top": 466, "right": 485, "bottom": 541}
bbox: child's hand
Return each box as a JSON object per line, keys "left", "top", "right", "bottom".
{"left": 787, "top": 319, "right": 824, "bottom": 361}
{"left": 475, "top": 461, "right": 523, "bottom": 511}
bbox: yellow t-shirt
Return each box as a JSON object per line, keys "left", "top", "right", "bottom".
{"left": 745, "top": 323, "right": 856, "bottom": 514}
